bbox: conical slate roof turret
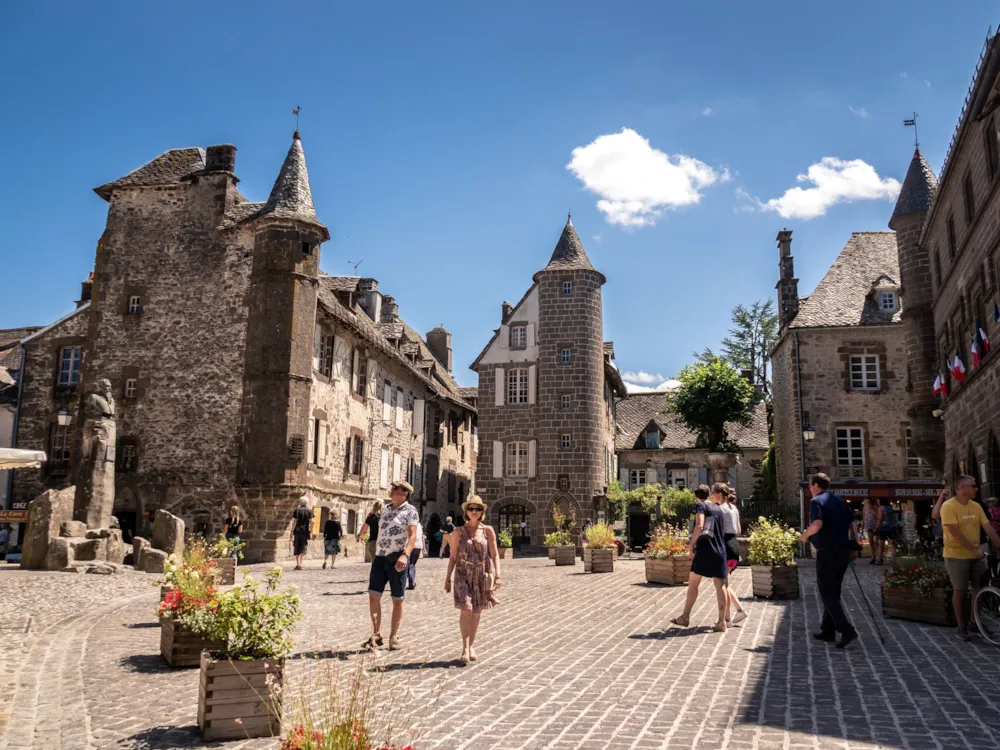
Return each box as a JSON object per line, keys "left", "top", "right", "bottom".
{"left": 257, "top": 132, "right": 328, "bottom": 237}
{"left": 533, "top": 216, "right": 606, "bottom": 283}
{"left": 889, "top": 148, "right": 938, "bottom": 229}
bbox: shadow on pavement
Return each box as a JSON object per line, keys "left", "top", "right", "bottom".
{"left": 374, "top": 659, "right": 466, "bottom": 672}
{"left": 628, "top": 627, "right": 712, "bottom": 639}
{"left": 323, "top": 591, "right": 365, "bottom": 596}
{"left": 119, "top": 654, "right": 171, "bottom": 674}
{"left": 289, "top": 647, "right": 369, "bottom": 661}
{"left": 125, "top": 622, "right": 160, "bottom": 629}
{"left": 119, "top": 724, "right": 200, "bottom": 749}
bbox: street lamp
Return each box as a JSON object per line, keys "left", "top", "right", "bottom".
{"left": 56, "top": 410, "right": 72, "bottom": 427}
{"left": 802, "top": 411, "right": 815, "bottom": 442}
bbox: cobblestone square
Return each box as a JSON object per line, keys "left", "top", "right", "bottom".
{"left": 1, "top": 556, "right": 998, "bottom": 750}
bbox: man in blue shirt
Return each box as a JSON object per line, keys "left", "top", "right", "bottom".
{"left": 800, "top": 473, "right": 859, "bottom": 648}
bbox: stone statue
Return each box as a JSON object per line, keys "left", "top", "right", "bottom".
{"left": 83, "top": 378, "right": 116, "bottom": 420}
{"left": 74, "top": 377, "right": 117, "bottom": 529}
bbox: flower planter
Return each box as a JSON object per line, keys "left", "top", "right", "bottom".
{"left": 160, "top": 618, "right": 225, "bottom": 668}
{"left": 583, "top": 547, "right": 614, "bottom": 573}
{"left": 498, "top": 547, "right": 510, "bottom": 559}
{"left": 211, "top": 557, "right": 236, "bottom": 586}
{"left": 160, "top": 584, "right": 176, "bottom": 603}
{"left": 881, "top": 583, "right": 955, "bottom": 626}
{"left": 198, "top": 652, "right": 284, "bottom": 741}
{"left": 751, "top": 563, "right": 799, "bottom": 599}
{"left": 644, "top": 556, "right": 691, "bottom": 585}
{"left": 554, "top": 545, "right": 576, "bottom": 566}
{"left": 547, "top": 547, "right": 556, "bottom": 560}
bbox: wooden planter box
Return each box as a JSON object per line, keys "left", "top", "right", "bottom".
{"left": 644, "top": 556, "right": 691, "bottom": 585}
{"left": 751, "top": 563, "right": 799, "bottom": 599}
{"left": 160, "top": 618, "right": 225, "bottom": 668}
{"left": 553, "top": 545, "right": 576, "bottom": 566}
{"left": 583, "top": 547, "right": 614, "bottom": 573}
{"left": 547, "top": 547, "right": 556, "bottom": 560}
{"left": 881, "top": 583, "right": 955, "bottom": 626}
{"left": 211, "top": 557, "right": 236, "bottom": 586}
{"left": 498, "top": 547, "right": 510, "bottom": 559}
{"left": 199, "top": 652, "right": 284, "bottom": 741}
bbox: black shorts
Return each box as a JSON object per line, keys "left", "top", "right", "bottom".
{"left": 724, "top": 533, "right": 741, "bottom": 562}
{"left": 368, "top": 554, "right": 407, "bottom": 600}
{"left": 876, "top": 527, "right": 896, "bottom": 540}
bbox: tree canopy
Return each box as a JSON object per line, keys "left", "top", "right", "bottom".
{"left": 693, "top": 299, "right": 778, "bottom": 401}
{"left": 671, "top": 359, "right": 756, "bottom": 452}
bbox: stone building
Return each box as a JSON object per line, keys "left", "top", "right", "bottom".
{"left": 894, "top": 27, "right": 1000, "bottom": 499}
{"left": 615, "top": 392, "right": 769, "bottom": 546}
{"left": 12, "top": 132, "right": 474, "bottom": 561}
{"left": 470, "top": 217, "right": 627, "bottom": 547}
{"left": 770, "top": 230, "right": 942, "bottom": 528}
{"left": 1, "top": 327, "right": 42, "bottom": 514}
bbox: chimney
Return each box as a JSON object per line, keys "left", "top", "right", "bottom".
{"left": 426, "top": 326, "right": 453, "bottom": 372}
{"left": 357, "top": 278, "right": 382, "bottom": 323}
{"left": 381, "top": 295, "right": 399, "bottom": 323}
{"left": 501, "top": 301, "right": 513, "bottom": 323}
{"left": 205, "top": 144, "right": 237, "bottom": 173}
{"left": 775, "top": 229, "right": 799, "bottom": 329}
{"left": 77, "top": 272, "right": 94, "bottom": 308}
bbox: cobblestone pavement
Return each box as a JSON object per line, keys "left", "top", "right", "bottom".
{"left": 1, "top": 555, "right": 998, "bottom": 750}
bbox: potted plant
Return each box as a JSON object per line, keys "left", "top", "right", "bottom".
{"left": 747, "top": 518, "right": 800, "bottom": 599}
{"left": 583, "top": 523, "right": 616, "bottom": 573}
{"left": 544, "top": 532, "right": 559, "bottom": 560}
{"left": 198, "top": 567, "right": 302, "bottom": 741}
{"left": 497, "top": 529, "right": 513, "bottom": 559}
{"left": 207, "top": 533, "right": 242, "bottom": 586}
{"left": 157, "top": 539, "right": 224, "bottom": 668}
{"left": 643, "top": 525, "right": 691, "bottom": 585}
{"left": 881, "top": 557, "right": 955, "bottom": 626}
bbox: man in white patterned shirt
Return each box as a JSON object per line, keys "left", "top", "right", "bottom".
{"left": 363, "top": 480, "right": 418, "bottom": 651}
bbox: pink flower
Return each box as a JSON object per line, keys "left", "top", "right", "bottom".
{"left": 234, "top": 717, "right": 243, "bottom": 725}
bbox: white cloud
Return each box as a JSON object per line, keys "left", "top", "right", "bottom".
{"left": 622, "top": 370, "right": 664, "bottom": 385}
{"left": 900, "top": 72, "right": 908, "bottom": 79}
{"left": 924, "top": 80, "right": 932, "bottom": 88}
{"left": 592, "top": 233, "right": 602, "bottom": 244}
{"left": 701, "top": 107, "right": 713, "bottom": 116}
{"left": 623, "top": 377, "right": 682, "bottom": 394}
{"left": 566, "top": 128, "right": 728, "bottom": 227}
{"left": 757, "top": 157, "right": 901, "bottom": 220}
{"left": 848, "top": 106, "right": 869, "bottom": 119}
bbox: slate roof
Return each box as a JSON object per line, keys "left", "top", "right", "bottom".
{"left": 788, "top": 232, "right": 901, "bottom": 329}
{"left": 615, "top": 394, "right": 769, "bottom": 452}
{"left": 889, "top": 149, "right": 938, "bottom": 227}
{"left": 220, "top": 200, "right": 265, "bottom": 228}
{"left": 256, "top": 133, "right": 329, "bottom": 238}
{"left": 322, "top": 276, "right": 361, "bottom": 293}
{"left": 458, "top": 386, "right": 478, "bottom": 403}
{"left": 94, "top": 147, "right": 206, "bottom": 200}
{"left": 0, "top": 328, "right": 41, "bottom": 371}
{"left": 533, "top": 217, "right": 606, "bottom": 283}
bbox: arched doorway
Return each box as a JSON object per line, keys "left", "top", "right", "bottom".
{"left": 113, "top": 485, "right": 139, "bottom": 544}
{"left": 499, "top": 504, "right": 530, "bottom": 549}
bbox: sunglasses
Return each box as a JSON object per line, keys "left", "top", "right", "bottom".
{"left": 466, "top": 507, "right": 484, "bottom": 513}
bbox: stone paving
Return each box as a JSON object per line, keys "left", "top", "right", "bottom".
{"left": 1, "top": 555, "right": 999, "bottom": 750}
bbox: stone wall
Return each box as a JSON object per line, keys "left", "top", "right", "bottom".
{"left": 771, "top": 335, "right": 800, "bottom": 509}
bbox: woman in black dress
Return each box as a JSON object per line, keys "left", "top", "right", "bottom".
{"left": 671, "top": 483, "right": 731, "bottom": 632}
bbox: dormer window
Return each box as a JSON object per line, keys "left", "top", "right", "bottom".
{"left": 645, "top": 431, "right": 661, "bottom": 449}
{"left": 879, "top": 291, "right": 898, "bottom": 313}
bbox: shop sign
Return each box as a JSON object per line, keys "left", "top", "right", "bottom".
{"left": 0, "top": 510, "right": 28, "bottom": 523}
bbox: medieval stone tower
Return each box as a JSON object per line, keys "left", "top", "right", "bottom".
{"left": 472, "top": 217, "right": 618, "bottom": 545}
{"left": 889, "top": 149, "right": 944, "bottom": 471}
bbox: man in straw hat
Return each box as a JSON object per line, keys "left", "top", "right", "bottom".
{"left": 364, "top": 480, "right": 419, "bottom": 651}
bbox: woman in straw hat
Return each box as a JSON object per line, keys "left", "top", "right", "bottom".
{"left": 444, "top": 496, "right": 501, "bottom": 663}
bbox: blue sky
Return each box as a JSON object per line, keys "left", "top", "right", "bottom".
{"left": 2, "top": 2, "right": 997, "bottom": 389}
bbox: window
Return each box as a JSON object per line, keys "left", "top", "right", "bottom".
{"left": 645, "top": 430, "right": 661, "bottom": 449}
{"left": 118, "top": 440, "right": 137, "bottom": 472}
{"left": 49, "top": 424, "right": 71, "bottom": 467}
{"left": 558, "top": 475, "right": 570, "bottom": 491}
{"left": 560, "top": 394, "right": 571, "bottom": 410}
{"left": 430, "top": 407, "right": 443, "bottom": 448}
{"left": 124, "top": 378, "right": 137, "bottom": 399}
{"left": 505, "top": 441, "right": 529, "bottom": 477}
{"left": 350, "top": 436, "right": 364, "bottom": 475}
{"left": 835, "top": 427, "right": 865, "bottom": 478}
{"left": 629, "top": 469, "right": 647, "bottom": 489}
{"left": 905, "top": 427, "right": 935, "bottom": 479}
{"left": 509, "top": 325, "right": 527, "bottom": 349}
{"left": 127, "top": 295, "right": 141, "bottom": 315}
{"left": 849, "top": 355, "right": 880, "bottom": 391}
{"left": 449, "top": 412, "right": 459, "bottom": 444}
{"left": 964, "top": 173, "right": 976, "bottom": 225}
{"left": 879, "top": 292, "right": 898, "bottom": 313}
{"left": 506, "top": 368, "right": 529, "bottom": 404}
{"left": 947, "top": 217, "right": 957, "bottom": 258}
{"left": 407, "top": 457, "right": 416, "bottom": 485}
{"left": 560, "top": 349, "right": 571, "bottom": 364}
{"left": 562, "top": 281, "right": 573, "bottom": 296}
{"left": 560, "top": 434, "right": 571, "bottom": 449}
{"left": 58, "top": 346, "right": 82, "bottom": 387}
{"left": 356, "top": 353, "right": 367, "bottom": 396}
{"left": 670, "top": 471, "right": 686, "bottom": 488}
{"left": 985, "top": 119, "right": 998, "bottom": 180}
{"left": 311, "top": 419, "right": 321, "bottom": 464}
{"left": 315, "top": 330, "right": 334, "bottom": 377}
{"left": 302, "top": 241, "right": 313, "bottom": 256}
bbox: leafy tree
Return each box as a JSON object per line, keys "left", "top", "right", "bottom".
{"left": 692, "top": 346, "right": 721, "bottom": 364}
{"left": 760, "top": 440, "right": 778, "bottom": 503}
{"left": 671, "top": 359, "right": 756, "bottom": 452}
{"left": 606, "top": 480, "right": 697, "bottom": 524}
{"left": 719, "top": 300, "right": 778, "bottom": 400}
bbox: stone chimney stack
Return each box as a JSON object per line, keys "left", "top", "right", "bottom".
{"left": 205, "top": 144, "right": 237, "bottom": 173}
{"left": 501, "top": 301, "right": 513, "bottom": 323}
{"left": 77, "top": 272, "right": 94, "bottom": 308}
{"left": 358, "top": 278, "right": 382, "bottom": 323}
{"left": 381, "top": 295, "right": 399, "bottom": 323}
{"left": 426, "top": 326, "right": 453, "bottom": 372}
{"left": 775, "top": 229, "right": 799, "bottom": 329}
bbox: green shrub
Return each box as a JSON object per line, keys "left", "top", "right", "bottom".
{"left": 497, "top": 529, "right": 512, "bottom": 548}
{"left": 746, "top": 517, "right": 798, "bottom": 566}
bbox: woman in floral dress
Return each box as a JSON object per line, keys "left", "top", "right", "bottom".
{"left": 444, "top": 496, "right": 501, "bottom": 663}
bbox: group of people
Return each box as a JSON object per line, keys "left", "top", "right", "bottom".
{"left": 861, "top": 496, "right": 898, "bottom": 565}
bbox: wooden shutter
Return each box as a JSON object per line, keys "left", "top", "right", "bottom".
{"left": 526, "top": 323, "right": 536, "bottom": 348}
{"left": 412, "top": 398, "right": 425, "bottom": 436}
{"left": 307, "top": 419, "right": 316, "bottom": 465}
{"left": 492, "top": 441, "right": 504, "bottom": 478}
{"left": 352, "top": 350, "right": 360, "bottom": 393}
{"left": 499, "top": 324, "right": 509, "bottom": 349}
{"left": 528, "top": 364, "right": 537, "bottom": 404}
{"left": 619, "top": 467, "right": 628, "bottom": 488}
{"left": 495, "top": 367, "right": 505, "bottom": 406}
{"left": 316, "top": 422, "right": 328, "bottom": 467}
{"left": 528, "top": 440, "right": 537, "bottom": 478}
{"left": 392, "top": 452, "right": 401, "bottom": 482}
{"left": 395, "top": 389, "right": 404, "bottom": 430}
{"left": 379, "top": 447, "right": 389, "bottom": 488}
{"left": 382, "top": 382, "right": 392, "bottom": 423}
{"left": 646, "top": 468, "right": 657, "bottom": 484}
{"left": 332, "top": 335, "right": 346, "bottom": 379}
{"left": 367, "top": 360, "right": 379, "bottom": 399}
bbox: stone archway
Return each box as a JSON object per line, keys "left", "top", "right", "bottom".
{"left": 113, "top": 483, "right": 140, "bottom": 544}
{"left": 492, "top": 496, "right": 534, "bottom": 547}
{"left": 542, "top": 493, "right": 582, "bottom": 538}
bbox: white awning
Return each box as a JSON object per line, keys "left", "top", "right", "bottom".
{"left": 0, "top": 448, "right": 47, "bottom": 470}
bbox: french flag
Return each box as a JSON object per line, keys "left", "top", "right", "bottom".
{"left": 978, "top": 319, "right": 990, "bottom": 355}
{"left": 971, "top": 335, "right": 981, "bottom": 367}
{"left": 950, "top": 353, "right": 967, "bottom": 382}
{"left": 933, "top": 374, "right": 948, "bottom": 397}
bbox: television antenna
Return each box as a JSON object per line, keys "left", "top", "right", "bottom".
{"left": 348, "top": 259, "right": 364, "bottom": 274}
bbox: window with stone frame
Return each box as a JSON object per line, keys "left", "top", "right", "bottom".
{"left": 560, "top": 433, "right": 571, "bottom": 449}
{"left": 629, "top": 469, "right": 647, "bottom": 489}
{"left": 124, "top": 378, "right": 137, "bottom": 399}
{"left": 905, "top": 427, "right": 935, "bottom": 479}
{"left": 835, "top": 426, "right": 866, "bottom": 478}
{"left": 57, "top": 345, "right": 82, "bottom": 388}
{"left": 562, "top": 281, "right": 573, "bottom": 296}
{"left": 350, "top": 435, "right": 365, "bottom": 476}
{"left": 430, "top": 406, "right": 443, "bottom": 448}
{"left": 964, "top": 172, "right": 976, "bottom": 225}
{"left": 449, "top": 412, "right": 459, "bottom": 445}
{"left": 849, "top": 355, "right": 880, "bottom": 391}
{"left": 315, "top": 330, "right": 334, "bottom": 377}
{"left": 118, "top": 437, "right": 138, "bottom": 473}
{"left": 560, "top": 348, "right": 571, "bottom": 364}
{"left": 127, "top": 295, "right": 142, "bottom": 315}
{"left": 509, "top": 325, "right": 527, "bottom": 349}
{"left": 947, "top": 216, "right": 957, "bottom": 258}
{"left": 356, "top": 351, "right": 367, "bottom": 396}
{"left": 49, "top": 423, "right": 71, "bottom": 468}
{"left": 558, "top": 474, "right": 570, "bottom": 491}
{"left": 505, "top": 441, "right": 529, "bottom": 477}
{"left": 407, "top": 456, "right": 416, "bottom": 486}
{"left": 560, "top": 394, "right": 571, "bottom": 410}
{"left": 506, "top": 368, "right": 529, "bottom": 404}
{"left": 985, "top": 117, "right": 999, "bottom": 180}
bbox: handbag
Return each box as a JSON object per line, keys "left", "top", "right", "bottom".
{"left": 482, "top": 567, "right": 496, "bottom": 592}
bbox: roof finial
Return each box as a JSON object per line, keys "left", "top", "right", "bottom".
{"left": 567, "top": 205, "right": 572, "bottom": 222}
{"left": 292, "top": 105, "right": 302, "bottom": 138}
{"left": 904, "top": 112, "right": 919, "bottom": 149}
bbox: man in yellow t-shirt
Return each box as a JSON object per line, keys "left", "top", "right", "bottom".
{"left": 940, "top": 475, "right": 1000, "bottom": 641}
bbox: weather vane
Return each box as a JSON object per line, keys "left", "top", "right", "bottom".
{"left": 292, "top": 105, "right": 302, "bottom": 132}
{"left": 903, "top": 112, "right": 919, "bottom": 148}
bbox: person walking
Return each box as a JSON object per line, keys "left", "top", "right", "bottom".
{"left": 939, "top": 476, "right": 1000, "bottom": 641}
{"left": 862, "top": 497, "right": 879, "bottom": 564}
{"left": 439, "top": 515, "right": 455, "bottom": 558}
{"left": 720, "top": 488, "right": 748, "bottom": 626}
{"left": 800, "top": 473, "right": 858, "bottom": 648}
{"left": 406, "top": 519, "right": 424, "bottom": 590}
{"left": 363, "top": 481, "right": 419, "bottom": 651}
{"left": 444, "top": 496, "right": 500, "bottom": 663}
{"left": 873, "top": 497, "right": 897, "bottom": 565}
{"left": 323, "top": 513, "right": 343, "bottom": 570}
{"left": 671, "top": 484, "right": 730, "bottom": 633}
{"left": 357, "top": 500, "right": 384, "bottom": 563}
{"left": 291, "top": 497, "right": 313, "bottom": 571}
{"left": 223, "top": 505, "right": 243, "bottom": 561}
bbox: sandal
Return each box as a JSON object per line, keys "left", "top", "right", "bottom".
{"left": 460, "top": 649, "right": 470, "bottom": 664}
{"left": 670, "top": 616, "right": 690, "bottom": 627}
{"left": 712, "top": 622, "right": 727, "bottom": 633}
{"left": 732, "top": 611, "right": 748, "bottom": 625}
{"left": 388, "top": 636, "right": 401, "bottom": 651}
{"left": 362, "top": 635, "right": 382, "bottom": 651}
{"left": 469, "top": 647, "right": 478, "bottom": 662}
